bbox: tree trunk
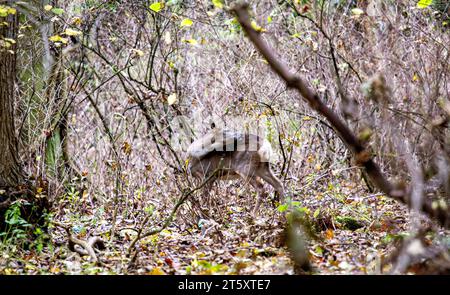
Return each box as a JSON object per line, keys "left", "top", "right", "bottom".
{"left": 0, "top": 6, "right": 23, "bottom": 188}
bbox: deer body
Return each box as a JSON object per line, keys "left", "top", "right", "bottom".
{"left": 187, "top": 129, "right": 284, "bottom": 214}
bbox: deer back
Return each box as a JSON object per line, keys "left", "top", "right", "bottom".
{"left": 187, "top": 130, "right": 273, "bottom": 179}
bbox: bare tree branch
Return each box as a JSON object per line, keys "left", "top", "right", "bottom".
{"left": 232, "top": 3, "right": 450, "bottom": 229}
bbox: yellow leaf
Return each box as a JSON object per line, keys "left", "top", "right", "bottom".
{"left": 251, "top": 20, "right": 266, "bottom": 32}
{"left": 63, "top": 28, "right": 82, "bottom": 36}
{"left": 240, "top": 241, "right": 250, "bottom": 248}
{"left": 44, "top": 5, "right": 53, "bottom": 11}
{"left": 72, "top": 17, "right": 82, "bottom": 26}
{"left": 211, "top": 0, "right": 223, "bottom": 9}
{"left": 82, "top": 190, "right": 88, "bottom": 200}
{"left": 131, "top": 48, "right": 144, "bottom": 57}
{"left": 417, "top": 0, "right": 432, "bottom": 9}
{"left": 180, "top": 18, "right": 193, "bottom": 27}
{"left": 351, "top": 8, "right": 364, "bottom": 15}
{"left": 4, "top": 38, "right": 15, "bottom": 44}
{"left": 49, "top": 35, "right": 68, "bottom": 44}
{"left": 122, "top": 141, "right": 132, "bottom": 155}
{"left": 149, "top": 267, "right": 165, "bottom": 275}
{"left": 0, "top": 5, "right": 15, "bottom": 16}
{"left": 182, "top": 38, "right": 198, "bottom": 45}
{"left": 167, "top": 93, "right": 177, "bottom": 105}
{"left": 236, "top": 249, "right": 247, "bottom": 258}
{"left": 0, "top": 7, "right": 8, "bottom": 17}
{"left": 149, "top": 2, "right": 163, "bottom": 12}
{"left": 196, "top": 252, "right": 206, "bottom": 258}
{"left": 412, "top": 73, "right": 419, "bottom": 82}
{"left": 313, "top": 208, "right": 320, "bottom": 218}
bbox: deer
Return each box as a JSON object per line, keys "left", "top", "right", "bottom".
{"left": 186, "top": 128, "right": 285, "bottom": 215}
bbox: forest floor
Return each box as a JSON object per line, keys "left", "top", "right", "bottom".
{"left": 125, "top": 180, "right": 411, "bottom": 275}
{"left": 1, "top": 177, "right": 426, "bottom": 275}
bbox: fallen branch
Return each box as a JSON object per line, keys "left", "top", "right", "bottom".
{"left": 53, "top": 221, "right": 106, "bottom": 265}
{"left": 232, "top": 3, "right": 450, "bottom": 229}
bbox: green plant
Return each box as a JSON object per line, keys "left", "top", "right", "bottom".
{"left": 0, "top": 201, "right": 32, "bottom": 246}
{"left": 64, "top": 185, "right": 81, "bottom": 209}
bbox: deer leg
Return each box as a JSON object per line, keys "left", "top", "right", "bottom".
{"left": 203, "top": 173, "right": 218, "bottom": 210}
{"left": 233, "top": 168, "right": 265, "bottom": 216}
{"left": 257, "top": 164, "right": 285, "bottom": 202}
{"left": 248, "top": 176, "right": 267, "bottom": 216}
{"left": 190, "top": 170, "right": 217, "bottom": 219}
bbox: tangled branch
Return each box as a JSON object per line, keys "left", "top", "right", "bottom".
{"left": 126, "top": 169, "right": 219, "bottom": 256}
{"left": 53, "top": 221, "right": 106, "bottom": 265}
{"left": 232, "top": 3, "right": 450, "bottom": 229}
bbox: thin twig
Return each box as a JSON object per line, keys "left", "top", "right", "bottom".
{"left": 126, "top": 169, "right": 219, "bottom": 255}
{"left": 232, "top": 3, "right": 450, "bottom": 229}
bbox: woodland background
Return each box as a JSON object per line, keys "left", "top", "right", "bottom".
{"left": 0, "top": 0, "right": 449, "bottom": 274}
